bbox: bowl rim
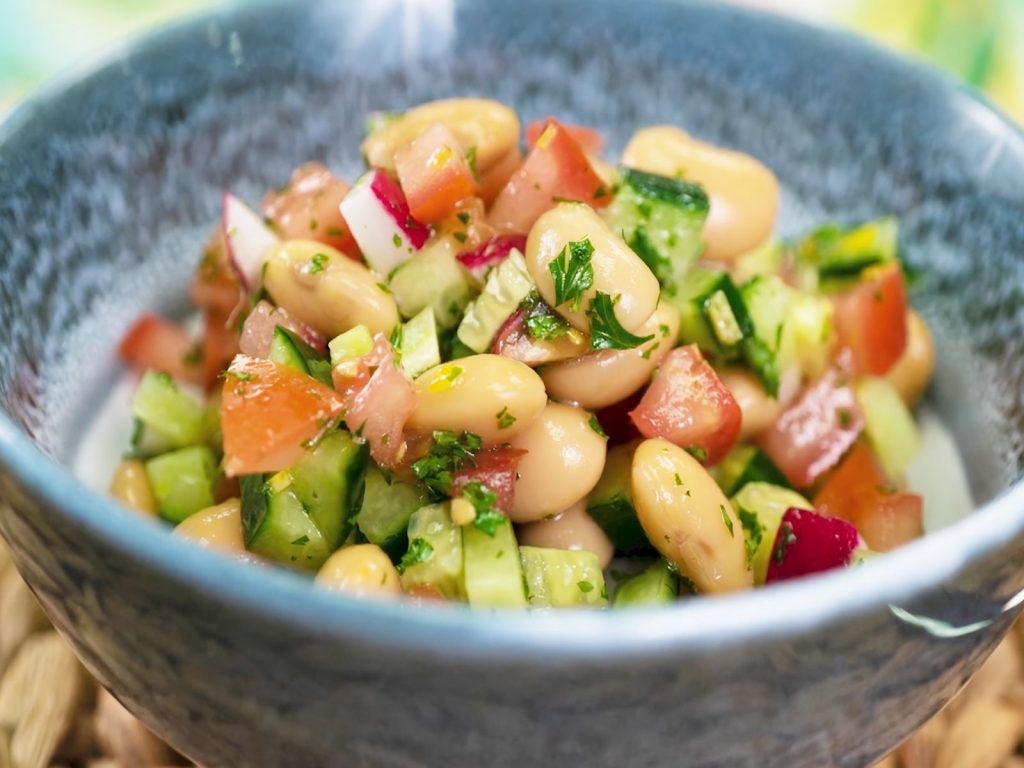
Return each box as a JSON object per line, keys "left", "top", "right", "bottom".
{"left": 2, "top": 0, "right": 1024, "bottom": 662}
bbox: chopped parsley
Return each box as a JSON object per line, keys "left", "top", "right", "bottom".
{"left": 737, "top": 507, "right": 764, "bottom": 568}
{"left": 461, "top": 482, "right": 504, "bottom": 537}
{"left": 522, "top": 292, "right": 572, "bottom": 341}
{"left": 587, "top": 414, "right": 607, "bottom": 438}
{"left": 673, "top": 473, "right": 683, "bottom": 487}
{"left": 548, "top": 238, "right": 594, "bottom": 311}
{"left": 453, "top": 232, "right": 468, "bottom": 244}
{"left": 685, "top": 445, "right": 708, "bottom": 463}
{"left": 309, "top": 252, "right": 329, "bottom": 274}
{"left": 222, "top": 370, "right": 255, "bottom": 382}
{"left": 836, "top": 408, "right": 852, "bottom": 427}
{"left": 587, "top": 292, "right": 654, "bottom": 350}
{"left": 397, "top": 537, "right": 435, "bottom": 573}
{"left": 456, "top": 211, "right": 471, "bottom": 225}
{"left": 411, "top": 430, "right": 482, "bottom": 498}
{"left": 465, "top": 146, "right": 479, "bottom": 180}
{"left": 309, "top": 218, "right": 318, "bottom": 231}
{"left": 577, "top": 580, "right": 594, "bottom": 594}
{"left": 496, "top": 406, "right": 516, "bottom": 430}
{"left": 392, "top": 233, "right": 402, "bottom": 248}
{"left": 290, "top": 535, "right": 310, "bottom": 546}
{"left": 326, "top": 226, "right": 344, "bottom": 237}
{"left": 720, "top": 504, "right": 734, "bottom": 538}
{"left": 774, "top": 521, "right": 797, "bottom": 566}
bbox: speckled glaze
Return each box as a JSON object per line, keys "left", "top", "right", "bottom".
{"left": 1, "top": 1, "right": 1024, "bottom": 766}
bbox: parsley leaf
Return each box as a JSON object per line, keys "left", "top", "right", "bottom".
{"left": 522, "top": 292, "right": 572, "bottom": 341}
{"left": 548, "top": 238, "right": 594, "bottom": 311}
{"left": 461, "top": 481, "right": 504, "bottom": 537}
{"left": 577, "top": 580, "right": 594, "bottom": 594}
{"left": 737, "top": 507, "right": 764, "bottom": 568}
{"left": 465, "top": 146, "right": 479, "bottom": 181}
{"left": 587, "top": 414, "right": 607, "bottom": 438}
{"left": 720, "top": 504, "right": 734, "bottom": 538}
{"left": 397, "top": 537, "right": 434, "bottom": 574}
{"left": 586, "top": 292, "right": 654, "bottom": 350}
{"left": 496, "top": 406, "right": 516, "bottom": 430}
{"left": 309, "top": 252, "right": 329, "bottom": 274}
{"left": 411, "top": 430, "right": 482, "bottom": 498}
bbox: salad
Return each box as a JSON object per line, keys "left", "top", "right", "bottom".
{"left": 109, "top": 98, "right": 934, "bottom": 608}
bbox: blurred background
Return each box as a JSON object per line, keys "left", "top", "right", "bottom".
{"left": 1, "top": 0, "right": 1023, "bottom": 121}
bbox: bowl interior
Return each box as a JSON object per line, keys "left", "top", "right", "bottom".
{"left": 1, "top": 0, "right": 1024, "bottom": 580}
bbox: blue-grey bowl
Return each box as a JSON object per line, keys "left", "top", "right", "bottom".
{"left": 2, "top": 1, "right": 1024, "bottom": 766}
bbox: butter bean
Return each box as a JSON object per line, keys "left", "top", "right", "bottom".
{"left": 718, "top": 367, "right": 781, "bottom": 441}
{"left": 315, "top": 544, "right": 401, "bottom": 599}
{"left": 174, "top": 499, "right": 250, "bottom": 559}
{"left": 109, "top": 459, "right": 157, "bottom": 516}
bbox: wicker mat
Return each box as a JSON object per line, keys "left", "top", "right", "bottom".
{"left": 3, "top": 543, "right": 1023, "bottom": 768}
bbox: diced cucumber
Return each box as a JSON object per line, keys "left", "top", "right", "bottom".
{"left": 329, "top": 325, "right": 374, "bottom": 367}
{"left": 674, "top": 268, "right": 754, "bottom": 357}
{"left": 462, "top": 516, "right": 527, "bottom": 609}
{"left": 268, "top": 326, "right": 332, "bottom": 386}
{"left": 285, "top": 430, "right": 368, "bottom": 549}
{"left": 586, "top": 442, "right": 652, "bottom": 554}
{"left": 519, "top": 546, "right": 608, "bottom": 608}
{"left": 712, "top": 445, "right": 790, "bottom": 497}
{"left": 130, "top": 419, "right": 174, "bottom": 458}
{"left": 733, "top": 238, "right": 783, "bottom": 283}
{"left": 388, "top": 241, "right": 474, "bottom": 330}
{"left": 399, "top": 307, "right": 441, "bottom": 378}
{"left": 399, "top": 503, "right": 465, "bottom": 599}
{"left": 778, "top": 292, "right": 835, "bottom": 381}
{"left": 601, "top": 167, "right": 708, "bottom": 298}
{"left": 132, "top": 370, "right": 205, "bottom": 450}
{"left": 240, "top": 474, "right": 331, "bottom": 570}
{"left": 145, "top": 445, "right": 217, "bottom": 524}
{"left": 457, "top": 250, "right": 534, "bottom": 353}
{"left": 731, "top": 482, "right": 812, "bottom": 585}
{"left": 798, "top": 218, "right": 898, "bottom": 290}
{"left": 613, "top": 559, "right": 678, "bottom": 607}
{"left": 855, "top": 377, "right": 921, "bottom": 479}
{"left": 357, "top": 466, "right": 430, "bottom": 559}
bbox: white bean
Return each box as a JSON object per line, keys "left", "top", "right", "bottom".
{"left": 315, "top": 544, "right": 402, "bottom": 599}
{"left": 516, "top": 499, "right": 614, "bottom": 569}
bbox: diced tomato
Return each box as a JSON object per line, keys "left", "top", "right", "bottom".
{"left": 488, "top": 119, "right": 610, "bottom": 232}
{"left": 335, "top": 336, "right": 416, "bottom": 468}
{"left": 452, "top": 447, "right": 527, "bottom": 513}
{"left": 221, "top": 355, "right": 345, "bottom": 476}
{"left": 119, "top": 314, "right": 201, "bottom": 385}
{"left": 813, "top": 443, "right": 923, "bottom": 552}
{"left": 457, "top": 234, "right": 527, "bottom": 281}
{"left": 628, "top": 345, "right": 741, "bottom": 466}
{"left": 395, "top": 123, "right": 477, "bottom": 223}
{"left": 596, "top": 391, "right": 644, "bottom": 447}
{"left": 435, "top": 197, "right": 496, "bottom": 256}
{"left": 476, "top": 148, "right": 522, "bottom": 205}
{"left": 833, "top": 262, "right": 907, "bottom": 376}
{"left": 239, "top": 300, "right": 327, "bottom": 359}
{"left": 758, "top": 351, "right": 864, "bottom": 488}
{"left": 201, "top": 309, "right": 240, "bottom": 391}
{"left": 526, "top": 118, "right": 605, "bottom": 155}
{"left": 190, "top": 230, "right": 245, "bottom": 315}
{"left": 765, "top": 507, "right": 861, "bottom": 584}
{"left": 262, "top": 162, "right": 361, "bottom": 258}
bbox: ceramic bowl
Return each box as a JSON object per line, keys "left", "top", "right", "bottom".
{"left": 1, "top": 1, "right": 1024, "bottom": 766}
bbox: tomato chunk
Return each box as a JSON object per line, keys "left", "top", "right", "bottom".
{"left": 262, "top": 162, "right": 360, "bottom": 257}
{"left": 833, "top": 262, "right": 907, "bottom": 376}
{"left": 488, "top": 119, "right": 610, "bottom": 232}
{"left": 629, "top": 345, "right": 741, "bottom": 466}
{"left": 526, "top": 119, "right": 605, "bottom": 155}
{"left": 758, "top": 351, "right": 864, "bottom": 488}
{"left": 201, "top": 309, "right": 240, "bottom": 391}
{"left": 221, "top": 355, "right": 345, "bottom": 476}
{"left": 452, "top": 447, "right": 527, "bottom": 513}
{"left": 190, "top": 230, "right": 244, "bottom": 315}
{"left": 395, "top": 123, "right": 477, "bottom": 223}
{"left": 119, "top": 314, "right": 201, "bottom": 385}
{"left": 813, "top": 442, "right": 923, "bottom": 552}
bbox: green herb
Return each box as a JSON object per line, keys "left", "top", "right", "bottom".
{"left": 290, "top": 535, "right": 310, "bottom": 546}
{"left": 182, "top": 344, "right": 202, "bottom": 367}
{"left": 720, "top": 504, "right": 734, "bottom": 537}
{"left": 453, "top": 232, "right": 468, "bottom": 244}
{"left": 222, "top": 370, "right": 254, "bottom": 382}
{"left": 522, "top": 292, "right": 572, "bottom": 341}
{"left": 673, "top": 473, "right": 683, "bottom": 487}
{"left": 389, "top": 324, "right": 403, "bottom": 351}
{"left": 392, "top": 233, "right": 402, "bottom": 248}
{"left": 548, "top": 238, "right": 594, "bottom": 311}
{"left": 587, "top": 414, "right": 607, "bottom": 438}
{"left": 411, "top": 430, "right": 483, "bottom": 498}
{"left": 461, "top": 482, "right": 504, "bottom": 537}
{"left": 593, "top": 185, "right": 607, "bottom": 199}
{"left": 465, "top": 146, "right": 479, "bottom": 180}
{"left": 577, "top": 580, "right": 594, "bottom": 594}
{"left": 496, "top": 406, "right": 516, "bottom": 430}
{"left": 658, "top": 323, "right": 670, "bottom": 337}
{"left": 397, "top": 537, "right": 435, "bottom": 573}
{"left": 326, "top": 226, "right": 344, "bottom": 237}
{"left": 439, "top": 365, "right": 463, "bottom": 383}
{"left": 376, "top": 282, "right": 391, "bottom": 294}
{"left": 679, "top": 575, "right": 698, "bottom": 594}
{"left": 737, "top": 507, "right": 764, "bottom": 568}
{"left": 587, "top": 292, "right": 654, "bottom": 350}
{"left": 309, "top": 252, "right": 329, "bottom": 274}
{"left": 774, "top": 521, "right": 796, "bottom": 566}
{"left": 456, "top": 212, "right": 471, "bottom": 225}
{"left": 309, "top": 218, "right": 318, "bottom": 231}
{"left": 685, "top": 445, "right": 707, "bottom": 463}
{"left": 836, "top": 408, "right": 852, "bottom": 427}
{"left": 155, "top": 371, "right": 174, "bottom": 386}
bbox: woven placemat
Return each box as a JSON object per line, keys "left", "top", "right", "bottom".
{"left": 2, "top": 541, "right": 1022, "bottom": 768}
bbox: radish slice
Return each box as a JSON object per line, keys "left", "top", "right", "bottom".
{"left": 339, "top": 169, "right": 430, "bottom": 276}
{"left": 765, "top": 507, "right": 862, "bottom": 584}
{"left": 223, "top": 193, "right": 279, "bottom": 292}
{"left": 456, "top": 234, "right": 527, "bottom": 282}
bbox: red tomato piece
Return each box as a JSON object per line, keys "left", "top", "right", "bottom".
{"left": 488, "top": 119, "right": 610, "bottom": 232}
{"left": 833, "top": 262, "right": 908, "bottom": 376}
{"left": 596, "top": 391, "right": 644, "bottom": 447}
{"left": 526, "top": 118, "right": 605, "bottom": 155}
{"left": 476, "top": 148, "right": 522, "bottom": 205}
{"left": 813, "top": 443, "right": 923, "bottom": 552}
{"left": 221, "top": 355, "right": 345, "bottom": 476}
{"left": 119, "top": 314, "right": 201, "bottom": 385}
{"left": 758, "top": 351, "right": 864, "bottom": 488}
{"left": 262, "top": 162, "right": 361, "bottom": 258}
{"left": 394, "top": 123, "right": 477, "bottom": 223}
{"left": 628, "top": 345, "right": 741, "bottom": 466}
{"left": 765, "top": 507, "right": 861, "bottom": 584}
{"left": 452, "top": 447, "right": 527, "bottom": 513}
{"left": 201, "top": 309, "right": 240, "bottom": 391}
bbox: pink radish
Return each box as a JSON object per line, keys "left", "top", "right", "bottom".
{"left": 339, "top": 169, "right": 430, "bottom": 276}
{"left": 766, "top": 507, "right": 862, "bottom": 584}
{"left": 456, "top": 234, "right": 527, "bottom": 282}
{"left": 223, "top": 192, "right": 279, "bottom": 292}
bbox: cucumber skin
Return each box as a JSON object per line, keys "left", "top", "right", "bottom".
{"left": 240, "top": 474, "right": 333, "bottom": 570}
{"left": 288, "top": 431, "right": 369, "bottom": 550}
{"left": 356, "top": 467, "right": 430, "bottom": 560}
{"left": 145, "top": 445, "right": 217, "bottom": 524}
